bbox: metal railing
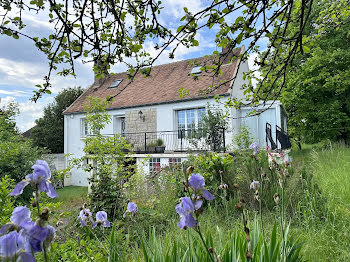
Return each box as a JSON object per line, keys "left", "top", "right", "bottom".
{"left": 96, "top": 128, "right": 226, "bottom": 153}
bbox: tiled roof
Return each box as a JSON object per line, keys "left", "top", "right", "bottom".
{"left": 64, "top": 47, "right": 242, "bottom": 114}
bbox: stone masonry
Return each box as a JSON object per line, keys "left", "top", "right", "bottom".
{"left": 125, "top": 108, "right": 157, "bottom": 149}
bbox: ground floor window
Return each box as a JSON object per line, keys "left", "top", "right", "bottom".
{"left": 149, "top": 158, "right": 161, "bottom": 176}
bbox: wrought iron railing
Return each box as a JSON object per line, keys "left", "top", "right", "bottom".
{"left": 96, "top": 129, "right": 226, "bottom": 153}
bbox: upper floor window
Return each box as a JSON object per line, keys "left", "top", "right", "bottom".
{"left": 80, "top": 118, "right": 99, "bottom": 137}
{"left": 109, "top": 79, "right": 123, "bottom": 89}
{"left": 176, "top": 108, "right": 206, "bottom": 137}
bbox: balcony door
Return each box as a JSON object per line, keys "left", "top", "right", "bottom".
{"left": 176, "top": 108, "right": 206, "bottom": 150}
{"left": 114, "top": 116, "right": 126, "bottom": 136}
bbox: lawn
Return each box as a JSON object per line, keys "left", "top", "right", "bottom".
{"left": 52, "top": 186, "right": 88, "bottom": 212}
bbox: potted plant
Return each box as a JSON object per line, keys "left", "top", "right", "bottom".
{"left": 155, "top": 138, "right": 166, "bottom": 153}
{"left": 146, "top": 141, "right": 157, "bottom": 153}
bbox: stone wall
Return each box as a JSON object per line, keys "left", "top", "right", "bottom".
{"left": 125, "top": 108, "right": 157, "bottom": 149}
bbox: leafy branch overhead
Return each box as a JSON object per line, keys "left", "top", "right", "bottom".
{"left": 1, "top": 0, "right": 316, "bottom": 104}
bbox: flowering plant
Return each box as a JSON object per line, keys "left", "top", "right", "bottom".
{"left": 0, "top": 160, "right": 57, "bottom": 262}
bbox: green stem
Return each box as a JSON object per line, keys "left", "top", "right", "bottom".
{"left": 196, "top": 225, "right": 215, "bottom": 262}
{"left": 259, "top": 181, "right": 265, "bottom": 239}
{"left": 35, "top": 189, "right": 48, "bottom": 262}
{"left": 280, "top": 185, "right": 286, "bottom": 261}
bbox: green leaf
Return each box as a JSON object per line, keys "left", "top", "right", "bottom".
{"left": 302, "top": 45, "right": 310, "bottom": 53}
{"left": 192, "top": 40, "right": 199, "bottom": 46}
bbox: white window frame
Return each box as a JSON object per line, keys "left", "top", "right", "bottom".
{"left": 176, "top": 107, "right": 206, "bottom": 132}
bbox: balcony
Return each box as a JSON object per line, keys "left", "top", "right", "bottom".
{"left": 97, "top": 129, "right": 226, "bottom": 154}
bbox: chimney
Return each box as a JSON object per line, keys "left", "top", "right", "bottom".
{"left": 221, "top": 45, "right": 244, "bottom": 64}
{"left": 93, "top": 59, "right": 108, "bottom": 85}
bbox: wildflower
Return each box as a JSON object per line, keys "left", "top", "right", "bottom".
{"left": 249, "top": 142, "right": 259, "bottom": 154}
{"left": 250, "top": 180, "right": 260, "bottom": 191}
{"left": 78, "top": 208, "right": 93, "bottom": 226}
{"left": 93, "top": 211, "right": 111, "bottom": 229}
{"left": 188, "top": 174, "right": 214, "bottom": 200}
{"left": 10, "top": 160, "right": 58, "bottom": 198}
{"left": 123, "top": 202, "right": 138, "bottom": 218}
{"left": 0, "top": 206, "right": 31, "bottom": 235}
{"left": 14, "top": 217, "right": 50, "bottom": 254}
{"left": 0, "top": 231, "right": 34, "bottom": 261}
{"left": 175, "top": 197, "right": 198, "bottom": 229}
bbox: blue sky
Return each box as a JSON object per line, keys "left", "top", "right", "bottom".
{"left": 0, "top": 0, "right": 261, "bottom": 132}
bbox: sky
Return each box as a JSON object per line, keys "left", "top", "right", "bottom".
{"left": 0, "top": 0, "right": 262, "bottom": 132}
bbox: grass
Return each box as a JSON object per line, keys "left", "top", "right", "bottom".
{"left": 289, "top": 142, "right": 350, "bottom": 261}
{"left": 49, "top": 144, "right": 350, "bottom": 261}
{"left": 52, "top": 186, "right": 88, "bottom": 211}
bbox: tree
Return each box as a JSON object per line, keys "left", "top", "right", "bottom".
{"left": 259, "top": 0, "right": 350, "bottom": 145}
{"left": 0, "top": 0, "right": 314, "bottom": 106}
{"left": 0, "top": 103, "right": 46, "bottom": 201}
{"left": 30, "top": 86, "right": 84, "bottom": 153}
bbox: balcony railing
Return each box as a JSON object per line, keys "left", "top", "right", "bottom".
{"left": 95, "top": 129, "right": 226, "bottom": 153}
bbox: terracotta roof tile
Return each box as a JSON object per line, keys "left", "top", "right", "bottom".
{"left": 64, "top": 48, "right": 242, "bottom": 114}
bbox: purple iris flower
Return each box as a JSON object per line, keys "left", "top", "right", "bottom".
{"left": 93, "top": 211, "right": 111, "bottom": 229}
{"left": 0, "top": 206, "right": 32, "bottom": 235}
{"left": 123, "top": 202, "right": 138, "bottom": 218}
{"left": 78, "top": 208, "right": 93, "bottom": 226}
{"left": 20, "top": 221, "right": 49, "bottom": 253}
{"left": 249, "top": 142, "right": 260, "bottom": 154}
{"left": 175, "top": 197, "right": 199, "bottom": 229}
{"left": 10, "top": 160, "right": 58, "bottom": 198}
{"left": 0, "top": 231, "right": 36, "bottom": 262}
{"left": 188, "top": 174, "right": 214, "bottom": 201}
{"left": 250, "top": 180, "right": 260, "bottom": 190}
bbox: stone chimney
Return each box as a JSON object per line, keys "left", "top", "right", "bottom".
{"left": 93, "top": 59, "right": 108, "bottom": 85}
{"left": 221, "top": 45, "right": 244, "bottom": 64}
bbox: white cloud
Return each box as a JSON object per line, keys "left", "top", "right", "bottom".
{"left": 0, "top": 95, "right": 54, "bottom": 132}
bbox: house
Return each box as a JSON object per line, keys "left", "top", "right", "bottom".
{"left": 63, "top": 46, "right": 289, "bottom": 186}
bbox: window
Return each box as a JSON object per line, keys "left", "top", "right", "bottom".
{"left": 168, "top": 158, "right": 181, "bottom": 166}
{"left": 149, "top": 158, "right": 161, "bottom": 176}
{"left": 176, "top": 108, "right": 206, "bottom": 137}
{"left": 80, "top": 118, "right": 98, "bottom": 137}
{"left": 189, "top": 66, "right": 202, "bottom": 74}
{"left": 80, "top": 118, "right": 90, "bottom": 137}
{"left": 114, "top": 116, "right": 126, "bottom": 136}
{"left": 109, "top": 79, "right": 123, "bottom": 89}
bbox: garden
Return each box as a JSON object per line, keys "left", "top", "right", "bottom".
{"left": 1, "top": 99, "right": 350, "bottom": 262}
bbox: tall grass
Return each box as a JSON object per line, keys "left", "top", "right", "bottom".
{"left": 293, "top": 143, "right": 350, "bottom": 261}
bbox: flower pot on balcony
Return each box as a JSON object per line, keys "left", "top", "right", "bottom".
{"left": 155, "top": 146, "right": 165, "bottom": 153}
{"left": 146, "top": 146, "right": 156, "bottom": 153}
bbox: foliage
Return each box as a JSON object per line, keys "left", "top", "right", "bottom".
{"left": 37, "top": 238, "right": 106, "bottom": 262}
{"left": 70, "top": 96, "right": 133, "bottom": 218}
{"left": 260, "top": 0, "right": 350, "bottom": 143}
{"left": 1, "top": 0, "right": 314, "bottom": 105}
{"left": 124, "top": 164, "right": 183, "bottom": 232}
{"left": 0, "top": 175, "right": 14, "bottom": 225}
{"left": 0, "top": 103, "right": 46, "bottom": 202}
{"left": 140, "top": 219, "right": 303, "bottom": 262}
{"left": 30, "top": 86, "right": 84, "bottom": 153}
{"left": 190, "top": 104, "right": 229, "bottom": 151}
{"left": 233, "top": 125, "right": 254, "bottom": 149}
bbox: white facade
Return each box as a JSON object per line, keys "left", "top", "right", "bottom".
{"left": 63, "top": 58, "right": 288, "bottom": 186}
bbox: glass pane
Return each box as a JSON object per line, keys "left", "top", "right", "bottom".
{"left": 187, "top": 109, "right": 195, "bottom": 136}
{"left": 197, "top": 108, "right": 206, "bottom": 129}
{"left": 177, "top": 110, "right": 186, "bottom": 138}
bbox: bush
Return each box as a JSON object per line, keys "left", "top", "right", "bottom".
{"left": 0, "top": 175, "right": 14, "bottom": 225}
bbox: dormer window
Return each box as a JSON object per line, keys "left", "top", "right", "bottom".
{"left": 109, "top": 79, "right": 123, "bottom": 88}
{"left": 189, "top": 66, "right": 202, "bottom": 75}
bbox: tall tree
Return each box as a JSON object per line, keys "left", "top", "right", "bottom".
{"left": 259, "top": 0, "right": 350, "bottom": 145}
{"left": 30, "top": 86, "right": 84, "bottom": 153}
